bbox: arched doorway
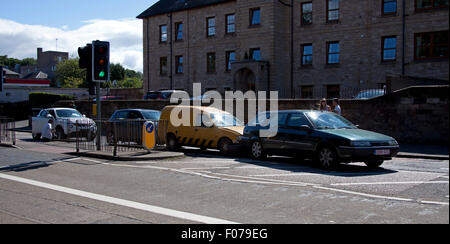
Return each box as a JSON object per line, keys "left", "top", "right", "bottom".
{"left": 234, "top": 68, "right": 256, "bottom": 92}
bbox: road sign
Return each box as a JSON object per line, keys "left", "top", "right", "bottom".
{"left": 143, "top": 121, "right": 156, "bottom": 151}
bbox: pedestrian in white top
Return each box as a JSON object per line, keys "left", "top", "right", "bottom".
{"left": 42, "top": 118, "right": 54, "bottom": 142}
{"left": 332, "top": 98, "right": 342, "bottom": 115}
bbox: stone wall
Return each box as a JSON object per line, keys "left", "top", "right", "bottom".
{"left": 56, "top": 86, "right": 449, "bottom": 145}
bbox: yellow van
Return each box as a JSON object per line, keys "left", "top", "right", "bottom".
{"left": 158, "top": 105, "right": 244, "bottom": 154}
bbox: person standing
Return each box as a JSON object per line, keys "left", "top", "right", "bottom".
{"left": 332, "top": 98, "right": 342, "bottom": 115}
{"left": 319, "top": 98, "right": 331, "bottom": 112}
{"left": 42, "top": 118, "right": 54, "bottom": 142}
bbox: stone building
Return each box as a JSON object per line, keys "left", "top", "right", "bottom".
{"left": 138, "top": 0, "right": 449, "bottom": 98}
{"left": 20, "top": 48, "right": 69, "bottom": 84}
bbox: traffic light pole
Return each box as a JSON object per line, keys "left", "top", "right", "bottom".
{"left": 96, "top": 81, "right": 101, "bottom": 151}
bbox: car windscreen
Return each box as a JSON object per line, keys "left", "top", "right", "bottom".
{"left": 305, "top": 111, "right": 357, "bottom": 129}
{"left": 210, "top": 112, "right": 244, "bottom": 127}
{"left": 141, "top": 111, "right": 161, "bottom": 120}
{"left": 56, "top": 109, "right": 83, "bottom": 118}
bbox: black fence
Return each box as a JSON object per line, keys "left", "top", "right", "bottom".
{"left": 298, "top": 86, "right": 386, "bottom": 99}
{"left": 0, "top": 117, "right": 15, "bottom": 146}
{"left": 75, "top": 119, "right": 165, "bottom": 157}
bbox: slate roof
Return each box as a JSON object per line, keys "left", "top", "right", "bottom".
{"left": 137, "top": 0, "right": 234, "bottom": 19}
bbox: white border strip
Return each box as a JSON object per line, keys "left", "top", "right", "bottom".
{"left": 0, "top": 173, "right": 238, "bottom": 224}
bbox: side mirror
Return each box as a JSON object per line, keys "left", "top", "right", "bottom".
{"left": 83, "top": 114, "right": 87, "bottom": 118}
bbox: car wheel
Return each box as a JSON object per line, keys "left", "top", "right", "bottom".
{"left": 250, "top": 140, "right": 266, "bottom": 159}
{"left": 32, "top": 133, "right": 41, "bottom": 140}
{"left": 55, "top": 127, "right": 67, "bottom": 140}
{"left": 166, "top": 134, "right": 179, "bottom": 151}
{"left": 316, "top": 146, "right": 338, "bottom": 169}
{"left": 218, "top": 138, "right": 233, "bottom": 155}
{"left": 364, "top": 160, "right": 384, "bottom": 168}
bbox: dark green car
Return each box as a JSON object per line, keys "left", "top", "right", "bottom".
{"left": 238, "top": 110, "right": 400, "bottom": 169}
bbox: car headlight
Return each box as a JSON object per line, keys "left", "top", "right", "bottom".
{"left": 388, "top": 140, "right": 398, "bottom": 146}
{"left": 351, "top": 141, "right": 371, "bottom": 147}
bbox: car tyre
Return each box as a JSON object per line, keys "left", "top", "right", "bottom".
{"left": 32, "top": 133, "right": 41, "bottom": 140}
{"left": 166, "top": 134, "right": 179, "bottom": 151}
{"left": 218, "top": 138, "right": 233, "bottom": 155}
{"left": 55, "top": 126, "right": 67, "bottom": 140}
{"left": 316, "top": 146, "right": 338, "bottom": 169}
{"left": 364, "top": 160, "right": 384, "bottom": 168}
{"left": 250, "top": 140, "right": 266, "bottom": 160}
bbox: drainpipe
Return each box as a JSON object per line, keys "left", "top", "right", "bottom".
{"left": 402, "top": 0, "right": 406, "bottom": 76}
{"left": 169, "top": 13, "right": 173, "bottom": 90}
{"left": 290, "top": 0, "right": 294, "bottom": 99}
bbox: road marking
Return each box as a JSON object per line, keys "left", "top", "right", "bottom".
{"left": 78, "top": 159, "right": 450, "bottom": 207}
{"left": 182, "top": 167, "right": 232, "bottom": 170}
{"left": 331, "top": 181, "right": 449, "bottom": 186}
{"left": 250, "top": 173, "right": 319, "bottom": 177}
{"left": 0, "top": 173, "right": 238, "bottom": 224}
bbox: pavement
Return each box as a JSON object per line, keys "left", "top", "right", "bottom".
{"left": 4, "top": 120, "right": 449, "bottom": 161}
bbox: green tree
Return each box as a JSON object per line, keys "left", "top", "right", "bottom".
{"left": 55, "top": 58, "right": 86, "bottom": 88}
{"left": 110, "top": 63, "right": 125, "bottom": 81}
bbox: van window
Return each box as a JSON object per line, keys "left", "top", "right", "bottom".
{"left": 113, "top": 111, "right": 128, "bottom": 120}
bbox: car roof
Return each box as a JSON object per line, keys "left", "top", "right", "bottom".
{"left": 114, "top": 109, "right": 160, "bottom": 113}
{"left": 46, "top": 108, "right": 77, "bottom": 111}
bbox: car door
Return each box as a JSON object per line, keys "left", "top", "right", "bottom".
{"left": 283, "top": 113, "right": 315, "bottom": 154}
{"left": 260, "top": 112, "right": 289, "bottom": 153}
{"left": 32, "top": 110, "right": 49, "bottom": 135}
{"left": 191, "top": 112, "right": 213, "bottom": 148}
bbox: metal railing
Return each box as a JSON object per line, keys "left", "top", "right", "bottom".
{"left": 298, "top": 86, "right": 386, "bottom": 99}
{"left": 75, "top": 119, "right": 165, "bottom": 157}
{"left": 0, "top": 117, "right": 15, "bottom": 146}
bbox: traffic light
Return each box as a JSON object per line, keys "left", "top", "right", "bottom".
{"left": 92, "top": 40, "right": 110, "bottom": 82}
{"left": 78, "top": 44, "right": 95, "bottom": 95}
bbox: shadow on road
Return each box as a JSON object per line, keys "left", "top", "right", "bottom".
{"left": 179, "top": 147, "right": 397, "bottom": 177}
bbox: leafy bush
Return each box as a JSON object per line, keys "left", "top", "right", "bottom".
{"left": 29, "top": 92, "right": 75, "bottom": 109}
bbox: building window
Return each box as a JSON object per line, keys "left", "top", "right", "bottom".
{"left": 327, "top": 84, "right": 340, "bottom": 98}
{"left": 207, "top": 52, "right": 216, "bottom": 73}
{"left": 327, "top": 0, "right": 339, "bottom": 22}
{"left": 382, "top": 36, "right": 397, "bottom": 61}
{"left": 382, "top": 0, "right": 397, "bottom": 14}
{"left": 415, "top": 0, "right": 449, "bottom": 11}
{"left": 160, "top": 25, "right": 167, "bottom": 43}
{"left": 327, "top": 41, "right": 340, "bottom": 64}
{"left": 250, "top": 48, "right": 261, "bottom": 61}
{"left": 250, "top": 8, "right": 261, "bottom": 26}
{"left": 301, "top": 85, "right": 314, "bottom": 98}
{"left": 226, "top": 14, "right": 235, "bottom": 34}
{"left": 175, "top": 56, "right": 183, "bottom": 74}
{"left": 207, "top": 17, "right": 216, "bottom": 37}
{"left": 301, "top": 44, "right": 313, "bottom": 66}
{"left": 415, "top": 31, "right": 449, "bottom": 60}
{"left": 226, "top": 51, "right": 236, "bottom": 71}
{"left": 160, "top": 57, "right": 168, "bottom": 75}
{"left": 175, "top": 22, "right": 183, "bottom": 41}
{"left": 301, "top": 2, "right": 313, "bottom": 25}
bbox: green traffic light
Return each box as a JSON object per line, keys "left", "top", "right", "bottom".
{"left": 99, "top": 71, "right": 105, "bottom": 78}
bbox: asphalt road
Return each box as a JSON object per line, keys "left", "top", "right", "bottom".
{"left": 0, "top": 132, "right": 448, "bottom": 224}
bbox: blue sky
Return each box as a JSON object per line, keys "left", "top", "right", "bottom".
{"left": 0, "top": 0, "right": 159, "bottom": 71}
{"left": 1, "top": 0, "right": 157, "bottom": 30}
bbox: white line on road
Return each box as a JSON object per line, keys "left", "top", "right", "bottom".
{"left": 330, "top": 181, "right": 449, "bottom": 186}
{"left": 0, "top": 173, "right": 239, "bottom": 224}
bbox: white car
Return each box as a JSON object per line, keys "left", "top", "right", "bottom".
{"left": 32, "top": 108, "right": 96, "bottom": 140}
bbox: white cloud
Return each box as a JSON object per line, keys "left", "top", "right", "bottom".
{"left": 0, "top": 18, "right": 143, "bottom": 72}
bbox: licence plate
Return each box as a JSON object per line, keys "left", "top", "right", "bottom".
{"left": 375, "top": 149, "right": 390, "bottom": 156}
